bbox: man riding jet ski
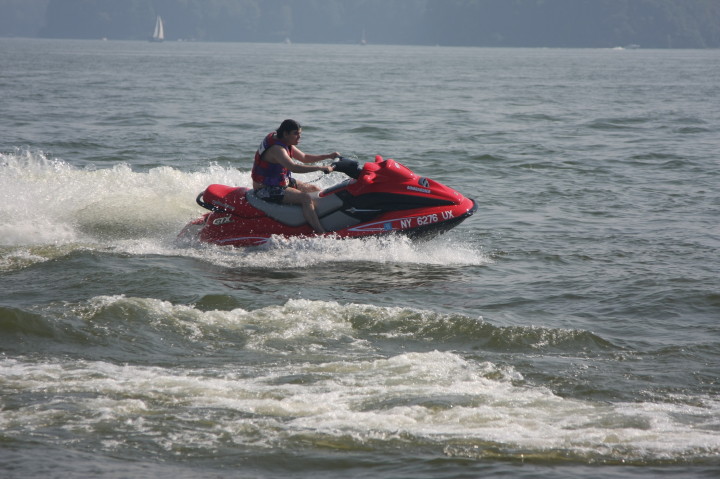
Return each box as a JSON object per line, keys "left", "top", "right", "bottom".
{"left": 177, "top": 154, "right": 478, "bottom": 247}
{"left": 250, "top": 119, "right": 339, "bottom": 234}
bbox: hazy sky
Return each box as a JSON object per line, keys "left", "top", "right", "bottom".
{"left": 1, "top": 0, "right": 718, "bottom": 48}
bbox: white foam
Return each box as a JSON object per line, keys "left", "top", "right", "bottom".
{"left": 168, "top": 234, "right": 489, "bottom": 271}
{"left": 2, "top": 348, "right": 718, "bottom": 462}
{"left": 2, "top": 297, "right": 718, "bottom": 462}
{"left": 0, "top": 149, "right": 244, "bottom": 246}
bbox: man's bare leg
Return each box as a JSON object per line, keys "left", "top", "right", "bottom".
{"left": 283, "top": 188, "right": 325, "bottom": 233}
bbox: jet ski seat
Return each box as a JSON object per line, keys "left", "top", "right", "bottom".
{"left": 245, "top": 190, "right": 344, "bottom": 228}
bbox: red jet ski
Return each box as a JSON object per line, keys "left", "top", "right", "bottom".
{"left": 177, "top": 156, "right": 477, "bottom": 247}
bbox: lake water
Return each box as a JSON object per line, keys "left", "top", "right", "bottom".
{"left": 1, "top": 38, "right": 719, "bottom": 478}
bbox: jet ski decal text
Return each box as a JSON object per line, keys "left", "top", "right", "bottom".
{"left": 407, "top": 186, "right": 432, "bottom": 194}
{"left": 212, "top": 215, "right": 234, "bottom": 225}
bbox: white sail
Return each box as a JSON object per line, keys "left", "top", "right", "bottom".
{"left": 152, "top": 16, "right": 164, "bottom": 42}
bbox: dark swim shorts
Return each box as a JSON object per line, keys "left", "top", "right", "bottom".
{"left": 255, "top": 186, "right": 287, "bottom": 204}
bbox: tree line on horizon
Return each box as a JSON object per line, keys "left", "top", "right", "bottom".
{"left": 2, "top": 0, "right": 719, "bottom": 48}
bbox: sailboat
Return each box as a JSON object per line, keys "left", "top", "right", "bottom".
{"left": 150, "top": 15, "right": 164, "bottom": 42}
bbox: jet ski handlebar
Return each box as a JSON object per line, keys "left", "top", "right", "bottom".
{"left": 330, "top": 157, "right": 362, "bottom": 179}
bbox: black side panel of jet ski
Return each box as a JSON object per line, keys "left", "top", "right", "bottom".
{"left": 335, "top": 191, "right": 455, "bottom": 220}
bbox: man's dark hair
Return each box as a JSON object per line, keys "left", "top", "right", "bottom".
{"left": 277, "top": 119, "right": 301, "bottom": 137}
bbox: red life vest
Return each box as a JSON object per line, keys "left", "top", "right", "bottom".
{"left": 251, "top": 132, "right": 294, "bottom": 187}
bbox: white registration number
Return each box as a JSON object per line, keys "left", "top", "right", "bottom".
{"left": 416, "top": 214, "right": 439, "bottom": 226}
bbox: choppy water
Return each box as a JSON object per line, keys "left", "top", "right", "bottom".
{"left": 1, "top": 38, "right": 719, "bottom": 478}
